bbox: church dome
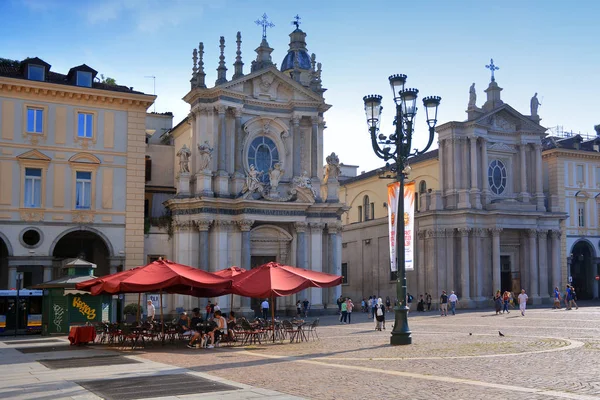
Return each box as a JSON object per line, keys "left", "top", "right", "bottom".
{"left": 280, "top": 28, "right": 312, "bottom": 73}
{"left": 281, "top": 50, "right": 311, "bottom": 72}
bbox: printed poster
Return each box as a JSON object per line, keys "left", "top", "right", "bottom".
{"left": 387, "top": 181, "right": 415, "bottom": 272}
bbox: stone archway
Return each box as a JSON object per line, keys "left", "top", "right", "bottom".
{"left": 250, "top": 225, "right": 293, "bottom": 264}
{"left": 52, "top": 229, "right": 112, "bottom": 277}
{"left": 0, "top": 234, "right": 11, "bottom": 289}
{"left": 570, "top": 240, "right": 597, "bottom": 300}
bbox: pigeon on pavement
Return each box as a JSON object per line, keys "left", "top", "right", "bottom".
{"left": 499, "top": 331, "right": 505, "bottom": 337}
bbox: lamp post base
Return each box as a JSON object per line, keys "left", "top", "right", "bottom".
{"left": 390, "top": 306, "right": 412, "bottom": 346}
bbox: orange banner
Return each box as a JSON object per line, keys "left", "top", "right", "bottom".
{"left": 387, "top": 181, "right": 415, "bottom": 272}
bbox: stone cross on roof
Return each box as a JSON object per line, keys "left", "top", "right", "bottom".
{"left": 485, "top": 58, "right": 500, "bottom": 82}
{"left": 292, "top": 14, "right": 301, "bottom": 29}
{"left": 255, "top": 13, "right": 275, "bottom": 40}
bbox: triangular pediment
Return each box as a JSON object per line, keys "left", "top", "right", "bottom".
{"left": 219, "top": 67, "right": 324, "bottom": 103}
{"left": 16, "top": 149, "right": 51, "bottom": 162}
{"left": 474, "top": 104, "right": 546, "bottom": 134}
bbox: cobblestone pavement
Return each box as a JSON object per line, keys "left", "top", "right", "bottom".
{"left": 137, "top": 304, "right": 600, "bottom": 400}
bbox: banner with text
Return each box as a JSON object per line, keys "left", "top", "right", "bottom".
{"left": 387, "top": 181, "right": 415, "bottom": 272}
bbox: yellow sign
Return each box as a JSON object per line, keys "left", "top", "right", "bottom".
{"left": 72, "top": 296, "right": 96, "bottom": 320}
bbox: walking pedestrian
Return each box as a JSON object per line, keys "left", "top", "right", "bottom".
{"left": 426, "top": 293, "right": 432, "bottom": 311}
{"left": 346, "top": 298, "right": 354, "bottom": 324}
{"left": 296, "top": 300, "right": 302, "bottom": 317}
{"left": 146, "top": 300, "right": 155, "bottom": 322}
{"left": 371, "top": 295, "right": 377, "bottom": 319}
{"left": 385, "top": 296, "right": 391, "bottom": 312}
{"left": 302, "top": 298, "right": 310, "bottom": 317}
{"left": 568, "top": 285, "right": 578, "bottom": 310}
{"left": 448, "top": 291, "right": 459, "bottom": 315}
{"left": 340, "top": 297, "right": 348, "bottom": 323}
{"left": 375, "top": 299, "right": 385, "bottom": 331}
{"left": 361, "top": 298, "right": 366, "bottom": 313}
{"left": 518, "top": 289, "right": 528, "bottom": 316}
{"left": 494, "top": 290, "right": 502, "bottom": 315}
{"left": 439, "top": 291, "right": 448, "bottom": 316}
{"left": 502, "top": 291, "right": 510, "bottom": 313}
{"left": 553, "top": 287, "right": 561, "bottom": 309}
{"left": 261, "top": 298, "right": 269, "bottom": 320}
{"left": 337, "top": 295, "right": 344, "bottom": 315}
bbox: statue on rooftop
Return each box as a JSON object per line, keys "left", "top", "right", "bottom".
{"left": 468, "top": 83, "right": 476, "bottom": 108}
{"left": 176, "top": 144, "right": 191, "bottom": 173}
{"left": 530, "top": 93, "right": 541, "bottom": 117}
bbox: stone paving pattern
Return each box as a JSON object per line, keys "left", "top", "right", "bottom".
{"left": 136, "top": 304, "right": 600, "bottom": 400}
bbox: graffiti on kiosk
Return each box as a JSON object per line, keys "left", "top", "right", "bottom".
{"left": 72, "top": 296, "right": 96, "bottom": 320}
{"left": 53, "top": 304, "right": 65, "bottom": 332}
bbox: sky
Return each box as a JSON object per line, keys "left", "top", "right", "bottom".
{"left": 1, "top": 0, "right": 598, "bottom": 173}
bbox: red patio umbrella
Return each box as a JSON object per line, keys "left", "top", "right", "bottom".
{"left": 231, "top": 262, "right": 342, "bottom": 341}
{"left": 214, "top": 267, "right": 247, "bottom": 312}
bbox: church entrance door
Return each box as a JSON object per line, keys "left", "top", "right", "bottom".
{"left": 500, "top": 256, "right": 511, "bottom": 293}
{"left": 571, "top": 241, "right": 596, "bottom": 300}
{"left": 250, "top": 256, "right": 276, "bottom": 317}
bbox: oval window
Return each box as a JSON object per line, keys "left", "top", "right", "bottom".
{"left": 488, "top": 160, "right": 507, "bottom": 195}
{"left": 247, "top": 136, "right": 279, "bottom": 183}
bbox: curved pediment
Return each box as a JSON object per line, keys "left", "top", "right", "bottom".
{"left": 250, "top": 224, "right": 293, "bottom": 242}
{"left": 69, "top": 153, "right": 101, "bottom": 164}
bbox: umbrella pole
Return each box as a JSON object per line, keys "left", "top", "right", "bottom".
{"left": 160, "top": 289, "right": 164, "bottom": 340}
{"left": 271, "top": 295, "right": 275, "bottom": 343}
{"left": 230, "top": 293, "right": 234, "bottom": 313}
{"left": 136, "top": 293, "right": 141, "bottom": 324}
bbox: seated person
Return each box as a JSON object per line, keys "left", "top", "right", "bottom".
{"left": 207, "top": 310, "right": 227, "bottom": 348}
{"left": 226, "top": 311, "right": 237, "bottom": 341}
{"left": 187, "top": 308, "right": 206, "bottom": 348}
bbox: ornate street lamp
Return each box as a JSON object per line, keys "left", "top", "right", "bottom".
{"left": 363, "top": 75, "right": 440, "bottom": 346}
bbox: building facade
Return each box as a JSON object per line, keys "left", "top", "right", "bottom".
{"left": 0, "top": 57, "right": 155, "bottom": 290}
{"left": 165, "top": 27, "right": 346, "bottom": 314}
{"left": 340, "top": 77, "right": 569, "bottom": 307}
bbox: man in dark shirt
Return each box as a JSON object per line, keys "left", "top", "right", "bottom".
{"left": 439, "top": 291, "right": 448, "bottom": 316}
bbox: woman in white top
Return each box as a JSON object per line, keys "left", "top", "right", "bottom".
{"left": 208, "top": 310, "right": 227, "bottom": 347}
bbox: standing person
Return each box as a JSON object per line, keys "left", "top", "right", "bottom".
{"left": 213, "top": 302, "right": 220, "bottom": 314}
{"left": 564, "top": 285, "right": 571, "bottom": 309}
{"left": 209, "top": 301, "right": 215, "bottom": 319}
{"left": 439, "top": 291, "right": 448, "bottom": 316}
{"left": 367, "top": 296, "right": 373, "bottom": 317}
{"left": 302, "top": 298, "right": 310, "bottom": 317}
{"left": 205, "top": 300, "right": 212, "bottom": 320}
{"left": 385, "top": 296, "right": 391, "bottom": 312}
{"left": 371, "top": 295, "right": 377, "bottom": 319}
{"left": 448, "top": 291, "right": 459, "bottom": 315}
{"left": 361, "top": 298, "right": 366, "bottom": 313}
{"left": 426, "top": 293, "right": 432, "bottom": 312}
{"left": 375, "top": 301, "right": 384, "bottom": 331}
{"left": 379, "top": 298, "right": 386, "bottom": 330}
{"left": 146, "top": 300, "right": 155, "bottom": 322}
{"left": 502, "top": 291, "right": 510, "bottom": 314}
{"left": 553, "top": 287, "right": 561, "bottom": 309}
{"left": 406, "top": 293, "right": 413, "bottom": 312}
{"left": 261, "top": 298, "right": 269, "bottom": 320}
{"left": 340, "top": 298, "right": 348, "bottom": 323}
{"left": 568, "top": 285, "right": 579, "bottom": 310}
{"left": 296, "top": 300, "right": 302, "bottom": 317}
{"left": 417, "top": 295, "right": 425, "bottom": 312}
{"left": 494, "top": 290, "right": 503, "bottom": 315}
{"left": 518, "top": 289, "right": 528, "bottom": 316}
{"left": 337, "top": 295, "right": 344, "bottom": 315}
{"left": 346, "top": 298, "right": 354, "bottom": 324}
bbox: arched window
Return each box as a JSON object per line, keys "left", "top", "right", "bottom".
{"left": 247, "top": 136, "right": 279, "bottom": 183}
{"left": 363, "top": 195, "right": 371, "bottom": 221}
{"left": 488, "top": 160, "right": 507, "bottom": 195}
{"left": 419, "top": 180, "right": 427, "bottom": 194}
{"left": 416, "top": 180, "right": 427, "bottom": 212}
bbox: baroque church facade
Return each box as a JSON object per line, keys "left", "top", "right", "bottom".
{"left": 165, "top": 24, "right": 346, "bottom": 314}
{"left": 340, "top": 76, "right": 569, "bottom": 307}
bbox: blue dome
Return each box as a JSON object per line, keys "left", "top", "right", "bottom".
{"left": 280, "top": 50, "right": 311, "bottom": 72}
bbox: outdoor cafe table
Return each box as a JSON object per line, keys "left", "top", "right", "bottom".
{"left": 68, "top": 326, "right": 96, "bottom": 345}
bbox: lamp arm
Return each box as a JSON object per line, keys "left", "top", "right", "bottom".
{"left": 411, "top": 126, "right": 436, "bottom": 156}
{"left": 369, "top": 127, "right": 391, "bottom": 161}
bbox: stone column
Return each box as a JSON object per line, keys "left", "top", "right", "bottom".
{"left": 417, "top": 230, "right": 427, "bottom": 296}
{"left": 232, "top": 108, "right": 245, "bottom": 193}
{"left": 434, "top": 229, "right": 447, "bottom": 298}
{"left": 214, "top": 106, "right": 229, "bottom": 196}
{"left": 196, "top": 219, "right": 212, "bottom": 271}
{"left": 470, "top": 137, "right": 481, "bottom": 209}
{"left": 551, "top": 230, "right": 562, "bottom": 290}
{"left": 438, "top": 139, "right": 445, "bottom": 194}
{"left": 527, "top": 229, "right": 540, "bottom": 301}
{"left": 291, "top": 116, "right": 301, "bottom": 177}
{"left": 473, "top": 228, "right": 485, "bottom": 301}
{"left": 237, "top": 220, "right": 254, "bottom": 311}
{"left": 445, "top": 229, "right": 455, "bottom": 294}
{"left": 450, "top": 138, "right": 456, "bottom": 201}
{"left": 481, "top": 138, "right": 489, "bottom": 206}
{"left": 458, "top": 227, "right": 471, "bottom": 301}
{"left": 457, "top": 138, "right": 471, "bottom": 208}
{"left": 327, "top": 222, "right": 342, "bottom": 308}
{"left": 295, "top": 222, "right": 308, "bottom": 302}
{"left": 491, "top": 227, "right": 502, "bottom": 294}
{"left": 519, "top": 142, "right": 530, "bottom": 202}
{"left": 309, "top": 222, "right": 325, "bottom": 309}
{"left": 310, "top": 117, "right": 319, "bottom": 178}
{"left": 534, "top": 143, "right": 545, "bottom": 211}
{"left": 538, "top": 230, "right": 549, "bottom": 299}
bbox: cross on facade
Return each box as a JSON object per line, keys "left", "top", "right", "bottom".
{"left": 292, "top": 14, "right": 301, "bottom": 29}
{"left": 485, "top": 58, "right": 500, "bottom": 82}
{"left": 255, "top": 13, "right": 275, "bottom": 40}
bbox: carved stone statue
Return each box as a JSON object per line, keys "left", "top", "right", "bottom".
{"left": 293, "top": 171, "right": 312, "bottom": 188}
{"left": 268, "top": 162, "right": 284, "bottom": 188}
{"left": 176, "top": 144, "right": 191, "bottom": 173}
{"left": 323, "top": 152, "right": 341, "bottom": 184}
{"left": 242, "top": 164, "right": 264, "bottom": 194}
{"left": 468, "top": 83, "right": 476, "bottom": 107}
{"left": 530, "top": 92, "right": 541, "bottom": 117}
{"left": 197, "top": 141, "right": 213, "bottom": 171}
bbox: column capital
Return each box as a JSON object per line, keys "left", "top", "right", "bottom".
{"left": 327, "top": 222, "right": 342, "bottom": 234}
{"left": 309, "top": 222, "right": 326, "bottom": 231}
{"left": 291, "top": 115, "right": 301, "bottom": 126}
{"left": 294, "top": 222, "right": 308, "bottom": 233}
{"left": 438, "top": 138, "right": 445, "bottom": 146}
{"left": 537, "top": 229, "right": 548, "bottom": 239}
{"left": 213, "top": 220, "right": 235, "bottom": 228}
{"left": 232, "top": 107, "right": 243, "bottom": 118}
{"left": 194, "top": 219, "right": 212, "bottom": 231}
{"left": 216, "top": 105, "right": 227, "bottom": 115}
{"left": 490, "top": 227, "right": 503, "bottom": 237}
{"left": 445, "top": 228, "right": 455, "bottom": 237}
{"left": 418, "top": 229, "right": 427, "bottom": 239}
{"left": 532, "top": 142, "right": 542, "bottom": 150}
{"left": 237, "top": 219, "right": 254, "bottom": 232}
{"left": 473, "top": 228, "right": 488, "bottom": 237}
{"left": 550, "top": 229, "right": 562, "bottom": 239}
{"left": 173, "top": 219, "right": 194, "bottom": 232}
{"left": 458, "top": 227, "right": 471, "bottom": 237}
{"left": 470, "top": 136, "right": 478, "bottom": 146}
{"left": 310, "top": 115, "right": 319, "bottom": 124}
{"left": 527, "top": 228, "right": 538, "bottom": 237}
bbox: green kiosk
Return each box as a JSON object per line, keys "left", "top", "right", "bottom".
{"left": 34, "top": 258, "right": 114, "bottom": 336}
